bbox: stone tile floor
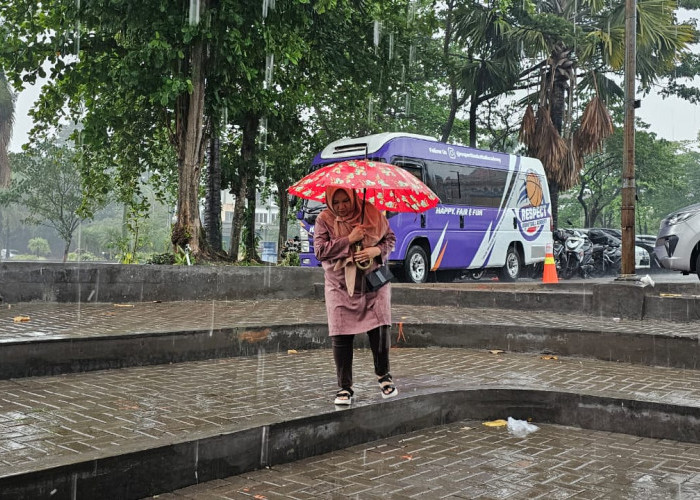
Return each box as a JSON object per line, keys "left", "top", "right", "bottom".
{"left": 2, "top": 300, "right": 699, "bottom": 341}
{"left": 1, "top": 348, "right": 699, "bottom": 478}
{"left": 1, "top": 297, "right": 700, "bottom": 498}
{"left": 155, "top": 420, "right": 700, "bottom": 499}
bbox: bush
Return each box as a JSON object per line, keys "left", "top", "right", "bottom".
{"left": 279, "top": 251, "right": 300, "bottom": 266}
{"left": 67, "top": 251, "right": 100, "bottom": 261}
{"left": 146, "top": 253, "right": 176, "bottom": 265}
{"left": 12, "top": 254, "right": 47, "bottom": 261}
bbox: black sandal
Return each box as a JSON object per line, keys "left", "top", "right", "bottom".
{"left": 378, "top": 374, "right": 398, "bottom": 399}
{"left": 334, "top": 388, "right": 354, "bottom": 405}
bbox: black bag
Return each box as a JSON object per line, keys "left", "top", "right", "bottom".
{"left": 365, "top": 265, "right": 394, "bottom": 291}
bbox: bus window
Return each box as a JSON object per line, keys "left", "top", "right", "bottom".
{"left": 391, "top": 158, "right": 424, "bottom": 182}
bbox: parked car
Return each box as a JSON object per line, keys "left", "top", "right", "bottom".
{"left": 655, "top": 203, "right": 700, "bottom": 279}
{"left": 0, "top": 249, "right": 19, "bottom": 259}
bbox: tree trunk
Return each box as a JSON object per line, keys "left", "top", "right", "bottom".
{"left": 546, "top": 60, "right": 570, "bottom": 231}
{"left": 172, "top": 33, "right": 207, "bottom": 256}
{"left": 441, "top": 87, "right": 459, "bottom": 143}
{"left": 228, "top": 178, "right": 246, "bottom": 261}
{"left": 468, "top": 96, "right": 479, "bottom": 148}
{"left": 550, "top": 182, "right": 559, "bottom": 230}
{"left": 276, "top": 180, "right": 289, "bottom": 259}
{"left": 62, "top": 239, "right": 71, "bottom": 263}
{"left": 577, "top": 189, "right": 590, "bottom": 227}
{"left": 205, "top": 134, "right": 222, "bottom": 253}
{"left": 241, "top": 113, "right": 260, "bottom": 261}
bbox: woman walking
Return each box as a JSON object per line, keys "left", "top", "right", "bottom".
{"left": 314, "top": 186, "right": 398, "bottom": 405}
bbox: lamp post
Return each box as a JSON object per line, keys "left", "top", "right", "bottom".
{"left": 620, "top": 0, "right": 637, "bottom": 277}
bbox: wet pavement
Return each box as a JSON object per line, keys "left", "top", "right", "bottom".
{"left": 159, "top": 420, "right": 700, "bottom": 499}
{"left": 0, "top": 294, "right": 699, "bottom": 498}
{"left": 2, "top": 298, "right": 699, "bottom": 341}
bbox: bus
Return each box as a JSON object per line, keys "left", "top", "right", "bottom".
{"left": 296, "top": 132, "right": 552, "bottom": 283}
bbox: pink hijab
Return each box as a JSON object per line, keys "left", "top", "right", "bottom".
{"left": 318, "top": 187, "right": 389, "bottom": 295}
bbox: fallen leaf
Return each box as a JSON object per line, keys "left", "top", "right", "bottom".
{"left": 401, "top": 454, "right": 413, "bottom": 460}
{"left": 13, "top": 316, "right": 30, "bottom": 323}
{"left": 541, "top": 355, "right": 558, "bottom": 360}
{"left": 287, "top": 349, "right": 298, "bottom": 354}
{"left": 489, "top": 349, "right": 505, "bottom": 355}
{"left": 482, "top": 419, "right": 508, "bottom": 427}
{"left": 254, "top": 495, "right": 267, "bottom": 500}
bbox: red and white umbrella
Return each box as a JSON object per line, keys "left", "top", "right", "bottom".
{"left": 288, "top": 159, "right": 439, "bottom": 213}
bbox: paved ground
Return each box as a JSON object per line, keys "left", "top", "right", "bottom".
{"left": 2, "top": 298, "right": 700, "bottom": 342}
{"left": 157, "top": 420, "right": 700, "bottom": 499}
{"left": 1, "top": 295, "right": 700, "bottom": 498}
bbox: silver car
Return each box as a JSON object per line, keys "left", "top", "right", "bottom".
{"left": 655, "top": 203, "right": 700, "bottom": 278}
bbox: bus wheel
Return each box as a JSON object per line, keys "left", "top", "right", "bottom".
{"left": 499, "top": 245, "right": 521, "bottom": 282}
{"left": 404, "top": 245, "right": 428, "bottom": 283}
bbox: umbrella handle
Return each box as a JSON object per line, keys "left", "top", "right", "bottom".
{"left": 354, "top": 242, "right": 372, "bottom": 270}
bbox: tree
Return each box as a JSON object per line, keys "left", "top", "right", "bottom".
{"left": 517, "top": 0, "right": 696, "bottom": 229}
{"left": 0, "top": 70, "right": 13, "bottom": 188}
{"left": 439, "top": 0, "right": 533, "bottom": 146}
{"left": 569, "top": 123, "right": 686, "bottom": 229}
{"left": 27, "top": 237, "right": 51, "bottom": 256}
{"left": 0, "top": 1, "right": 210, "bottom": 255}
{"left": 6, "top": 141, "right": 101, "bottom": 261}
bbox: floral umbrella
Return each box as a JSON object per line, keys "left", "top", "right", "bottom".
{"left": 287, "top": 159, "right": 440, "bottom": 214}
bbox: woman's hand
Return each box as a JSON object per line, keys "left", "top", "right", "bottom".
{"left": 348, "top": 226, "right": 365, "bottom": 244}
{"left": 354, "top": 246, "right": 381, "bottom": 266}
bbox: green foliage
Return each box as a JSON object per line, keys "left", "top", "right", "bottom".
{"left": 147, "top": 252, "right": 176, "bottom": 265}
{"left": 12, "top": 254, "right": 47, "bottom": 261}
{"left": 5, "top": 141, "right": 102, "bottom": 258}
{"left": 67, "top": 250, "right": 100, "bottom": 262}
{"left": 174, "top": 245, "right": 195, "bottom": 266}
{"left": 566, "top": 124, "right": 690, "bottom": 231}
{"left": 27, "top": 237, "right": 51, "bottom": 256}
{"left": 279, "top": 251, "right": 300, "bottom": 267}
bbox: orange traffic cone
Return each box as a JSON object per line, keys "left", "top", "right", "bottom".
{"left": 542, "top": 242, "right": 558, "bottom": 283}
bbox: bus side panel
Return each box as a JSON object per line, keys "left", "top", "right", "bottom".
{"left": 514, "top": 158, "right": 552, "bottom": 265}
{"left": 467, "top": 157, "right": 551, "bottom": 269}
{"left": 389, "top": 207, "right": 508, "bottom": 270}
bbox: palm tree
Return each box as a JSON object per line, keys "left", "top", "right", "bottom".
{"left": 518, "top": 0, "right": 695, "bottom": 229}
{"left": 0, "top": 70, "right": 14, "bottom": 188}
{"left": 444, "top": 1, "right": 532, "bottom": 146}
{"left": 438, "top": 0, "right": 694, "bottom": 228}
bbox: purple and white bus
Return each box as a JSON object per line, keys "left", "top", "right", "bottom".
{"left": 296, "top": 132, "right": 552, "bottom": 283}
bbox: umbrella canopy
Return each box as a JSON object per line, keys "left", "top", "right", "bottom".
{"left": 288, "top": 159, "right": 439, "bottom": 213}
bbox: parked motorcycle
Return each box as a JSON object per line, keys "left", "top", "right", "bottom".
{"left": 554, "top": 229, "right": 594, "bottom": 279}
{"left": 586, "top": 229, "right": 622, "bottom": 277}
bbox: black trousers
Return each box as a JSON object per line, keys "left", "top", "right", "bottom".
{"left": 331, "top": 325, "right": 391, "bottom": 390}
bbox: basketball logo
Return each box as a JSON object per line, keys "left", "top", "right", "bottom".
{"left": 526, "top": 172, "right": 543, "bottom": 207}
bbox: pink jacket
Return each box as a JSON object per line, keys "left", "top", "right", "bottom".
{"left": 314, "top": 214, "right": 396, "bottom": 336}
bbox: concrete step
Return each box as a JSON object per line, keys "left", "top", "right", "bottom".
{"left": 1, "top": 300, "right": 699, "bottom": 380}
{"left": 1, "top": 348, "right": 699, "bottom": 499}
